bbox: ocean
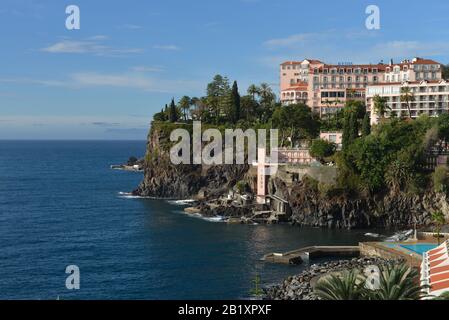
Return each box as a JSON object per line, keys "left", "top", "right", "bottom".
{"left": 0, "top": 140, "right": 376, "bottom": 300}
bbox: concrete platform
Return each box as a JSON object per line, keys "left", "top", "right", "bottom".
{"left": 262, "top": 246, "right": 360, "bottom": 265}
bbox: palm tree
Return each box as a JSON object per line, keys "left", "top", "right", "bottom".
{"left": 314, "top": 270, "right": 367, "bottom": 300}
{"left": 400, "top": 86, "right": 415, "bottom": 119}
{"left": 178, "top": 96, "right": 191, "bottom": 121}
{"left": 373, "top": 94, "right": 390, "bottom": 121}
{"left": 432, "top": 211, "right": 446, "bottom": 245}
{"left": 247, "top": 84, "right": 259, "bottom": 100}
{"left": 369, "top": 263, "right": 426, "bottom": 300}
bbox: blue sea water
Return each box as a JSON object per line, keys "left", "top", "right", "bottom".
{"left": 0, "top": 140, "right": 375, "bottom": 300}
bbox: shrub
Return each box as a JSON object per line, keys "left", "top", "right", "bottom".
{"left": 433, "top": 166, "right": 449, "bottom": 193}
{"left": 310, "top": 139, "right": 336, "bottom": 163}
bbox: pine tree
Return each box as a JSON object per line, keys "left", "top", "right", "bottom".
{"left": 230, "top": 81, "right": 241, "bottom": 124}
{"left": 362, "top": 113, "right": 371, "bottom": 137}
{"left": 169, "top": 98, "right": 178, "bottom": 123}
{"left": 342, "top": 110, "right": 359, "bottom": 149}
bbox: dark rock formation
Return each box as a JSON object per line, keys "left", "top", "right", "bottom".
{"left": 135, "top": 123, "right": 449, "bottom": 229}
{"left": 264, "top": 257, "right": 399, "bottom": 300}
{"left": 134, "top": 124, "right": 249, "bottom": 199}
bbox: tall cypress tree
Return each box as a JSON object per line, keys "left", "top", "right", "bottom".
{"left": 349, "top": 112, "right": 359, "bottom": 141}
{"left": 230, "top": 81, "right": 241, "bottom": 124}
{"left": 362, "top": 113, "right": 371, "bottom": 137}
{"left": 169, "top": 98, "right": 178, "bottom": 123}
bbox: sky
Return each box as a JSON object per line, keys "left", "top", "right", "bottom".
{"left": 1, "top": 0, "right": 449, "bottom": 140}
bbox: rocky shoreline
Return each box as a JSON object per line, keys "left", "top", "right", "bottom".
{"left": 264, "top": 257, "right": 399, "bottom": 300}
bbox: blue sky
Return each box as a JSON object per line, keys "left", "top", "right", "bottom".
{"left": 1, "top": 0, "right": 449, "bottom": 140}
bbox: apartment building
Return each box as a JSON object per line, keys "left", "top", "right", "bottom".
{"left": 367, "top": 79, "right": 449, "bottom": 124}
{"left": 280, "top": 57, "right": 444, "bottom": 117}
{"left": 280, "top": 59, "right": 385, "bottom": 115}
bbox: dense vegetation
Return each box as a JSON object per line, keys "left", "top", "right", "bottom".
{"left": 339, "top": 113, "right": 449, "bottom": 195}
{"left": 153, "top": 74, "right": 321, "bottom": 147}
{"left": 152, "top": 73, "right": 449, "bottom": 195}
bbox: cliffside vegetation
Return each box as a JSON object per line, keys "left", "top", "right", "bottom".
{"left": 338, "top": 112, "right": 449, "bottom": 196}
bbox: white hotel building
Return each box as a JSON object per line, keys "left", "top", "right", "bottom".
{"left": 366, "top": 58, "right": 449, "bottom": 124}
{"left": 366, "top": 80, "right": 449, "bottom": 125}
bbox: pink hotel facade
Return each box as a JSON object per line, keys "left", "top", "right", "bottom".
{"left": 280, "top": 58, "right": 447, "bottom": 118}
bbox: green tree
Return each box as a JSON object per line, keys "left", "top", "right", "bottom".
{"left": 432, "top": 211, "right": 446, "bottom": 245}
{"left": 442, "top": 64, "right": 449, "bottom": 80}
{"left": 433, "top": 166, "right": 449, "bottom": 193}
{"left": 169, "top": 98, "right": 178, "bottom": 123}
{"left": 247, "top": 84, "right": 259, "bottom": 100}
{"left": 400, "top": 87, "right": 415, "bottom": 119}
{"left": 230, "top": 81, "right": 241, "bottom": 124}
{"left": 342, "top": 107, "right": 359, "bottom": 150}
{"left": 373, "top": 94, "right": 390, "bottom": 121}
{"left": 361, "top": 113, "right": 371, "bottom": 137}
{"left": 310, "top": 139, "right": 336, "bottom": 163}
{"left": 178, "top": 96, "right": 191, "bottom": 121}
{"left": 206, "top": 75, "right": 231, "bottom": 123}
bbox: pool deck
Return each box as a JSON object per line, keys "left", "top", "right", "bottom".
{"left": 262, "top": 241, "right": 440, "bottom": 267}
{"left": 359, "top": 241, "right": 438, "bottom": 268}
{"left": 262, "top": 246, "right": 360, "bottom": 265}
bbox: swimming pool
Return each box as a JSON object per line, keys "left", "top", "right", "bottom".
{"left": 399, "top": 244, "right": 437, "bottom": 255}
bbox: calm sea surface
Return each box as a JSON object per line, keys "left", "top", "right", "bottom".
{"left": 0, "top": 141, "right": 378, "bottom": 299}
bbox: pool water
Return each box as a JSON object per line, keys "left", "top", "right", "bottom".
{"left": 399, "top": 244, "right": 438, "bottom": 255}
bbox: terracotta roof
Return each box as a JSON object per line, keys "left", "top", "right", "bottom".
{"left": 281, "top": 59, "right": 323, "bottom": 66}
{"left": 367, "top": 80, "right": 446, "bottom": 87}
{"left": 431, "top": 279, "right": 449, "bottom": 292}
{"left": 422, "top": 241, "right": 449, "bottom": 297}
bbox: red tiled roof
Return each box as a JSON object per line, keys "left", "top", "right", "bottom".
{"left": 431, "top": 279, "right": 449, "bottom": 292}
{"left": 429, "top": 252, "right": 446, "bottom": 262}
{"left": 430, "top": 271, "right": 449, "bottom": 283}
{"left": 430, "top": 259, "right": 446, "bottom": 269}
{"left": 430, "top": 265, "right": 449, "bottom": 275}
{"left": 430, "top": 247, "right": 446, "bottom": 256}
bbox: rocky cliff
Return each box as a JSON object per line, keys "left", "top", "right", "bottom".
{"left": 269, "top": 176, "right": 449, "bottom": 229}
{"left": 135, "top": 122, "right": 448, "bottom": 229}
{"left": 134, "top": 123, "right": 249, "bottom": 199}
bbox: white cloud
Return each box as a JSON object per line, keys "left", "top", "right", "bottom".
{"left": 131, "top": 66, "right": 164, "bottom": 72}
{"left": 118, "top": 24, "right": 143, "bottom": 30}
{"left": 41, "top": 38, "right": 143, "bottom": 56}
{"left": 263, "top": 33, "right": 317, "bottom": 47}
{"left": 153, "top": 44, "right": 180, "bottom": 51}
{"left": 0, "top": 72, "right": 203, "bottom": 94}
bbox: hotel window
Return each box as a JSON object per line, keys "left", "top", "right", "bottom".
{"left": 373, "top": 68, "right": 378, "bottom": 74}
{"left": 347, "top": 76, "right": 352, "bottom": 82}
{"left": 323, "top": 76, "right": 328, "bottom": 83}
{"left": 355, "top": 68, "right": 361, "bottom": 74}
{"left": 347, "top": 69, "right": 353, "bottom": 74}
{"left": 363, "top": 68, "right": 368, "bottom": 74}
{"left": 356, "top": 76, "right": 360, "bottom": 82}
{"left": 364, "top": 76, "right": 368, "bottom": 82}
{"left": 340, "top": 76, "right": 344, "bottom": 82}
{"left": 339, "top": 68, "right": 344, "bottom": 74}
{"left": 373, "top": 76, "right": 378, "bottom": 82}
{"left": 323, "top": 69, "right": 328, "bottom": 74}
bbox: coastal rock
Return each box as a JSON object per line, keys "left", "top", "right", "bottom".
{"left": 134, "top": 124, "right": 248, "bottom": 199}
{"left": 264, "top": 257, "right": 397, "bottom": 300}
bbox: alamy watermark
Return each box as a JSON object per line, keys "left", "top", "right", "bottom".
{"left": 365, "top": 5, "right": 380, "bottom": 30}
{"left": 169, "top": 121, "right": 279, "bottom": 175}
{"left": 65, "top": 265, "right": 80, "bottom": 290}
{"left": 66, "top": 5, "right": 80, "bottom": 30}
